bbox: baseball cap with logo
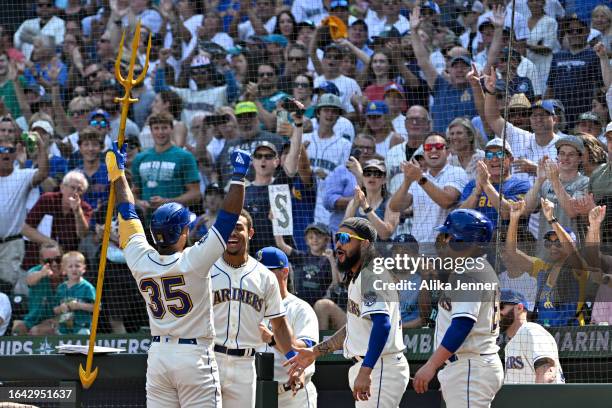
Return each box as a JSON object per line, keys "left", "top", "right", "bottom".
{"left": 384, "top": 83, "right": 405, "bottom": 96}
{"left": 531, "top": 100, "right": 556, "bottom": 116}
{"left": 316, "top": 93, "right": 344, "bottom": 111}
{"left": 316, "top": 81, "right": 340, "bottom": 96}
{"left": 257, "top": 247, "right": 289, "bottom": 269}
{"left": 305, "top": 222, "right": 330, "bottom": 236}
{"left": 191, "top": 55, "right": 211, "bottom": 68}
{"left": 88, "top": 109, "right": 110, "bottom": 122}
{"left": 31, "top": 120, "right": 54, "bottom": 137}
{"left": 363, "top": 159, "right": 387, "bottom": 173}
{"left": 254, "top": 140, "right": 278, "bottom": 155}
{"left": 365, "top": 101, "right": 389, "bottom": 116}
{"left": 577, "top": 111, "right": 603, "bottom": 126}
{"left": 234, "top": 101, "right": 258, "bottom": 116}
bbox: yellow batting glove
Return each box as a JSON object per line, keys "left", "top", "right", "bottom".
{"left": 106, "top": 141, "right": 127, "bottom": 182}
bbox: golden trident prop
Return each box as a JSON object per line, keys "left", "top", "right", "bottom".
{"left": 79, "top": 20, "right": 151, "bottom": 389}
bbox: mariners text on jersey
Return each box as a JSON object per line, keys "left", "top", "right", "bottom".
{"left": 213, "top": 287, "right": 264, "bottom": 312}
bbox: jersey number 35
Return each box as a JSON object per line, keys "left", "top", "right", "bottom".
{"left": 139, "top": 275, "right": 194, "bottom": 319}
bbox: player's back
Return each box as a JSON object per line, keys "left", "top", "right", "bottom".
{"left": 124, "top": 231, "right": 226, "bottom": 339}
{"left": 504, "top": 322, "right": 564, "bottom": 384}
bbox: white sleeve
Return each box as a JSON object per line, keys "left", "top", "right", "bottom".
{"left": 0, "top": 294, "right": 11, "bottom": 324}
{"left": 291, "top": 1, "right": 305, "bottom": 22}
{"left": 123, "top": 233, "right": 154, "bottom": 279}
{"left": 361, "top": 290, "right": 391, "bottom": 317}
{"left": 504, "top": 123, "right": 531, "bottom": 158}
{"left": 530, "top": 331, "right": 557, "bottom": 365}
{"left": 183, "top": 226, "right": 226, "bottom": 278}
{"left": 441, "top": 167, "right": 469, "bottom": 194}
{"left": 264, "top": 273, "right": 286, "bottom": 318}
{"left": 292, "top": 304, "right": 319, "bottom": 344}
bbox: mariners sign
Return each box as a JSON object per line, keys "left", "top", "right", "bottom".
{"left": 0, "top": 327, "right": 610, "bottom": 358}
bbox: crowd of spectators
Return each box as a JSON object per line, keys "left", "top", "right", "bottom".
{"left": 1, "top": 0, "right": 612, "bottom": 339}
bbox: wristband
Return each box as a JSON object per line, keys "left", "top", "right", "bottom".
{"left": 363, "top": 206, "right": 373, "bottom": 214}
{"left": 418, "top": 176, "right": 428, "bottom": 186}
{"left": 230, "top": 180, "right": 245, "bottom": 187}
{"left": 268, "top": 336, "right": 276, "bottom": 347}
{"left": 294, "top": 123, "right": 303, "bottom": 128}
{"left": 549, "top": 217, "right": 558, "bottom": 224}
{"left": 231, "top": 173, "right": 245, "bottom": 181}
{"left": 285, "top": 350, "right": 297, "bottom": 360}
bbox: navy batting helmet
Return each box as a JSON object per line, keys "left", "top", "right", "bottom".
{"left": 150, "top": 202, "right": 196, "bottom": 246}
{"left": 434, "top": 209, "right": 493, "bottom": 243}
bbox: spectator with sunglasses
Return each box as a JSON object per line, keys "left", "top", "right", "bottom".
{"left": 343, "top": 159, "right": 399, "bottom": 241}
{"left": 505, "top": 199, "right": 590, "bottom": 327}
{"left": 0, "top": 125, "right": 48, "bottom": 294}
{"left": 278, "top": 43, "right": 310, "bottom": 94}
{"left": 459, "top": 138, "right": 531, "bottom": 232}
{"left": 389, "top": 133, "right": 469, "bottom": 248}
{"left": 11, "top": 242, "right": 63, "bottom": 335}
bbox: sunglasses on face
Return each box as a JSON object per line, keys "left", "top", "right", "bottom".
{"left": 294, "top": 82, "right": 310, "bottom": 88}
{"left": 324, "top": 54, "right": 342, "bottom": 60}
{"left": 353, "top": 144, "right": 374, "bottom": 152}
{"left": 0, "top": 146, "right": 15, "bottom": 154}
{"left": 485, "top": 151, "right": 506, "bottom": 160}
{"left": 127, "top": 142, "right": 140, "bottom": 150}
{"left": 42, "top": 256, "right": 62, "bottom": 264}
{"left": 335, "top": 232, "right": 366, "bottom": 245}
{"left": 544, "top": 238, "right": 561, "bottom": 248}
{"left": 90, "top": 119, "right": 108, "bottom": 128}
{"left": 253, "top": 153, "right": 276, "bottom": 160}
{"left": 259, "top": 72, "right": 275, "bottom": 78}
{"left": 423, "top": 143, "right": 446, "bottom": 151}
{"left": 363, "top": 170, "right": 385, "bottom": 178}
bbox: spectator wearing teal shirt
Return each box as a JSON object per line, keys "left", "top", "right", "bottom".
{"left": 53, "top": 251, "right": 96, "bottom": 335}
{"left": 11, "top": 242, "right": 64, "bottom": 336}
{"left": 131, "top": 112, "right": 201, "bottom": 214}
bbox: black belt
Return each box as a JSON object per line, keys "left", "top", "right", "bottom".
{"left": 448, "top": 352, "right": 496, "bottom": 363}
{"left": 152, "top": 336, "right": 198, "bottom": 345}
{"left": 0, "top": 235, "right": 21, "bottom": 244}
{"left": 350, "top": 356, "right": 365, "bottom": 364}
{"left": 214, "top": 344, "right": 256, "bottom": 357}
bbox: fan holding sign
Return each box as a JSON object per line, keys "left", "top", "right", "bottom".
{"left": 244, "top": 110, "right": 305, "bottom": 255}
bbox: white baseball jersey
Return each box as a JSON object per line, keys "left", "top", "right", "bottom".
{"left": 504, "top": 322, "right": 564, "bottom": 384}
{"left": 258, "top": 293, "right": 319, "bottom": 384}
{"left": 211, "top": 256, "right": 285, "bottom": 348}
{"left": 124, "top": 226, "right": 226, "bottom": 339}
{"left": 434, "top": 260, "right": 501, "bottom": 355}
{"left": 344, "top": 269, "right": 405, "bottom": 359}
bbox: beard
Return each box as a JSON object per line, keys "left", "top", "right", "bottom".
{"left": 337, "top": 248, "right": 361, "bottom": 273}
{"left": 500, "top": 312, "right": 515, "bottom": 333}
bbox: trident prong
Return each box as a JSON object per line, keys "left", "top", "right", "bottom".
{"left": 113, "top": 20, "right": 152, "bottom": 139}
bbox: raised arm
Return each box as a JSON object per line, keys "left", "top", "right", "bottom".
{"left": 409, "top": 6, "right": 438, "bottom": 89}
{"left": 595, "top": 42, "right": 612, "bottom": 90}
{"left": 483, "top": 5, "right": 506, "bottom": 73}
{"left": 503, "top": 200, "right": 537, "bottom": 275}
{"left": 545, "top": 161, "right": 582, "bottom": 218}
{"left": 482, "top": 66, "right": 508, "bottom": 137}
{"left": 282, "top": 111, "right": 304, "bottom": 177}
{"left": 522, "top": 157, "right": 547, "bottom": 215}
{"left": 388, "top": 161, "right": 417, "bottom": 211}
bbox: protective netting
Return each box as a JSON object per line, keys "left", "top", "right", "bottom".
{"left": 0, "top": 0, "right": 610, "bottom": 400}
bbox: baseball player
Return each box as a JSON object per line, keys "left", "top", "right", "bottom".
{"left": 413, "top": 209, "right": 504, "bottom": 408}
{"left": 500, "top": 288, "right": 564, "bottom": 384}
{"left": 256, "top": 247, "right": 319, "bottom": 408}
{"left": 105, "top": 141, "right": 251, "bottom": 408}
{"left": 286, "top": 217, "right": 410, "bottom": 407}
{"left": 211, "top": 210, "right": 297, "bottom": 408}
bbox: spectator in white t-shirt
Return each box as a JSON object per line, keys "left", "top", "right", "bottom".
{"left": 0, "top": 131, "right": 49, "bottom": 293}
{"left": 389, "top": 133, "right": 469, "bottom": 247}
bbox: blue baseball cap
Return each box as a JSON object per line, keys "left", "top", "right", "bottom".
{"left": 330, "top": 0, "right": 349, "bottom": 9}
{"left": 531, "top": 100, "right": 556, "bottom": 116}
{"left": 316, "top": 81, "right": 340, "bottom": 96}
{"left": 257, "top": 247, "right": 289, "bottom": 269}
{"left": 88, "top": 109, "right": 110, "bottom": 122}
{"left": 544, "top": 226, "right": 577, "bottom": 242}
{"left": 263, "top": 34, "right": 288, "bottom": 48}
{"left": 500, "top": 289, "right": 528, "bottom": 307}
{"left": 365, "top": 101, "right": 389, "bottom": 116}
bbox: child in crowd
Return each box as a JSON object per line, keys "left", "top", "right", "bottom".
{"left": 53, "top": 251, "right": 96, "bottom": 335}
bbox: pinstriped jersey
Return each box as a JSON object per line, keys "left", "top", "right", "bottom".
{"left": 211, "top": 256, "right": 285, "bottom": 349}
{"left": 504, "top": 322, "right": 564, "bottom": 384}
{"left": 123, "top": 226, "right": 226, "bottom": 339}
{"left": 434, "top": 259, "right": 501, "bottom": 355}
{"left": 257, "top": 293, "right": 319, "bottom": 384}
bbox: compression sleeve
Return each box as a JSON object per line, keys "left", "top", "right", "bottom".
{"left": 440, "top": 316, "right": 475, "bottom": 353}
{"left": 212, "top": 209, "right": 240, "bottom": 243}
{"left": 362, "top": 313, "right": 391, "bottom": 369}
{"left": 302, "top": 339, "right": 316, "bottom": 348}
